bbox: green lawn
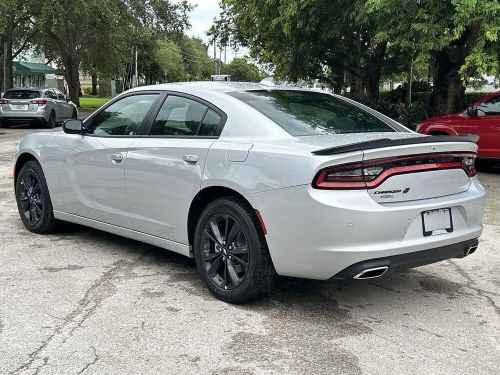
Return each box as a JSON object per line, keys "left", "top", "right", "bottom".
{"left": 79, "top": 96, "right": 111, "bottom": 109}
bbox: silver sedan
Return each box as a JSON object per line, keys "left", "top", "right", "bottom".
{"left": 13, "top": 82, "right": 485, "bottom": 303}
{"left": 0, "top": 87, "right": 77, "bottom": 128}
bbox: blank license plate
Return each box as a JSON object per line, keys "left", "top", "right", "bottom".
{"left": 12, "top": 104, "right": 28, "bottom": 110}
{"left": 421, "top": 208, "right": 453, "bottom": 236}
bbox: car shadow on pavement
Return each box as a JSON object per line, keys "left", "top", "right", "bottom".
{"left": 476, "top": 159, "right": 500, "bottom": 173}
{"left": 51, "top": 222, "right": 472, "bottom": 318}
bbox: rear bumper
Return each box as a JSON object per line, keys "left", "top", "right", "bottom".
{"left": 248, "top": 177, "right": 486, "bottom": 279}
{"left": 0, "top": 111, "right": 49, "bottom": 122}
{"left": 332, "top": 238, "right": 478, "bottom": 279}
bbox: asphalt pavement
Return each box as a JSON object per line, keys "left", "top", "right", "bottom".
{"left": 0, "top": 124, "right": 499, "bottom": 374}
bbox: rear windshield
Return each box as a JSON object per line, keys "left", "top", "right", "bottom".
{"left": 3, "top": 90, "right": 41, "bottom": 99}
{"left": 229, "top": 90, "right": 396, "bottom": 135}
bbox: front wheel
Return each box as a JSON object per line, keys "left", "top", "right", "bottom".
{"left": 15, "top": 161, "right": 58, "bottom": 233}
{"left": 194, "top": 198, "right": 275, "bottom": 303}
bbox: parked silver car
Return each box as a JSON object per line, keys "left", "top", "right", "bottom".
{"left": 13, "top": 82, "right": 485, "bottom": 303}
{"left": 0, "top": 87, "right": 77, "bottom": 128}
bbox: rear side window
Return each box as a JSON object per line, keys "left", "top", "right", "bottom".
{"left": 199, "top": 109, "right": 222, "bottom": 136}
{"left": 150, "top": 95, "right": 207, "bottom": 136}
{"left": 3, "top": 90, "right": 40, "bottom": 99}
{"left": 229, "top": 90, "right": 396, "bottom": 135}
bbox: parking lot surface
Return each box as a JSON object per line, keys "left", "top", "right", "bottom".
{"left": 0, "top": 125, "right": 499, "bottom": 374}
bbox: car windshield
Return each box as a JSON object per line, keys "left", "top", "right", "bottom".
{"left": 229, "top": 90, "right": 396, "bottom": 135}
{"left": 3, "top": 90, "right": 41, "bottom": 100}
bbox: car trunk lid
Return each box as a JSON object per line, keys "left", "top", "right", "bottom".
{"left": 312, "top": 134, "right": 478, "bottom": 203}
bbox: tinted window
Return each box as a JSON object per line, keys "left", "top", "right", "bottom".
{"left": 87, "top": 94, "right": 158, "bottom": 136}
{"left": 150, "top": 95, "right": 207, "bottom": 136}
{"left": 45, "top": 90, "right": 57, "bottom": 99}
{"left": 477, "top": 95, "right": 500, "bottom": 116}
{"left": 229, "top": 90, "right": 395, "bottom": 135}
{"left": 55, "top": 90, "right": 66, "bottom": 100}
{"left": 199, "top": 109, "right": 222, "bottom": 136}
{"left": 4, "top": 90, "right": 40, "bottom": 99}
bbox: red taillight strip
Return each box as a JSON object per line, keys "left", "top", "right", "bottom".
{"left": 313, "top": 152, "right": 476, "bottom": 189}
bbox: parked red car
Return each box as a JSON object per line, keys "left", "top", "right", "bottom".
{"left": 417, "top": 91, "right": 500, "bottom": 159}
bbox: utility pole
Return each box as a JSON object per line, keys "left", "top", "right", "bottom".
{"left": 2, "top": 41, "right": 7, "bottom": 94}
{"left": 213, "top": 37, "right": 217, "bottom": 75}
{"left": 134, "top": 47, "right": 138, "bottom": 88}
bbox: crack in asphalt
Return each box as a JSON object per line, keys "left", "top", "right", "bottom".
{"left": 76, "top": 345, "right": 99, "bottom": 375}
{"left": 11, "top": 257, "right": 144, "bottom": 375}
{"left": 447, "top": 260, "right": 500, "bottom": 317}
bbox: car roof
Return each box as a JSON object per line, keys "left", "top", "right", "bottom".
{"left": 127, "top": 81, "right": 315, "bottom": 95}
{"left": 8, "top": 87, "right": 43, "bottom": 91}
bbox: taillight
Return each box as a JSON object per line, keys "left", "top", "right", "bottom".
{"left": 0, "top": 99, "right": 8, "bottom": 104}
{"left": 31, "top": 99, "right": 48, "bottom": 106}
{"left": 313, "top": 153, "right": 476, "bottom": 189}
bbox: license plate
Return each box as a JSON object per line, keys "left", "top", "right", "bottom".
{"left": 12, "top": 104, "right": 28, "bottom": 110}
{"left": 421, "top": 208, "right": 453, "bottom": 236}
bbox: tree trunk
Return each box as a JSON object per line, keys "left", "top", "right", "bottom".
{"left": 63, "top": 55, "right": 81, "bottom": 107}
{"left": 431, "top": 23, "right": 481, "bottom": 115}
{"left": 366, "top": 42, "right": 386, "bottom": 99}
{"left": 91, "top": 74, "right": 98, "bottom": 96}
{"left": 432, "top": 50, "right": 465, "bottom": 114}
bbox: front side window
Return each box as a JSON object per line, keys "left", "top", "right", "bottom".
{"left": 477, "top": 95, "right": 500, "bottom": 116}
{"left": 150, "top": 95, "right": 208, "bottom": 136}
{"left": 229, "top": 90, "right": 396, "bottom": 136}
{"left": 87, "top": 94, "right": 158, "bottom": 136}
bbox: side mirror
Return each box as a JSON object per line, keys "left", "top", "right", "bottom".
{"left": 63, "top": 119, "right": 83, "bottom": 134}
{"left": 64, "top": 95, "right": 70, "bottom": 102}
{"left": 466, "top": 106, "right": 477, "bottom": 117}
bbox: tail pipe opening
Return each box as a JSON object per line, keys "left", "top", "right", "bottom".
{"left": 353, "top": 266, "right": 389, "bottom": 280}
{"left": 465, "top": 245, "right": 478, "bottom": 256}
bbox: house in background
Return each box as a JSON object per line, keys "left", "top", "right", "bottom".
{"left": 12, "top": 49, "right": 64, "bottom": 91}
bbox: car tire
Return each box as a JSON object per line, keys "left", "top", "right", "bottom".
{"left": 72, "top": 109, "right": 78, "bottom": 119}
{"left": 46, "top": 111, "right": 56, "bottom": 129}
{"left": 194, "top": 197, "right": 275, "bottom": 303}
{"left": 15, "top": 161, "right": 58, "bottom": 234}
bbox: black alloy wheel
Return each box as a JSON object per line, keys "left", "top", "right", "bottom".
{"left": 200, "top": 213, "right": 250, "bottom": 290}
{"left": 194, "top": 197, "right": 275, "bottom": 303}
{"left": 18, "top": 171, "right": 44, "bottom": 226}
{"left": 15, "top": 161, "right": 58, "bottom": 233}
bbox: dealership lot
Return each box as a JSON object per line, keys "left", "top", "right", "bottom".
{"left": 0, "top": 126, "right": 499, "bottom": 374}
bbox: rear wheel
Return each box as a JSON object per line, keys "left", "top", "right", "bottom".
{"left": 72, "top": 109, "right": 78, "bottom": 119}
{"left": 15, "top": 161, "right": 58, "bottom": 233}
{"left": 194, "top": 197, "right": 275, "bottom": 303}
{"left": 46, "top": 111, "right": 56, "bottom": 128}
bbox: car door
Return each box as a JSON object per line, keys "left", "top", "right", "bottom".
{"left": 473, "top": 95, "right": 500, "bottom": 157}
{"left": 57, "top": 92, "right": 161, "bottom": 228}
{"left": 55, "top": 89, "right": 73, "bottom": 119}
{"left": 44, "top": 90, "right": 58, "bottom": 117}
{"left": 125, "top": 93, "right": 225, "bottom": 244}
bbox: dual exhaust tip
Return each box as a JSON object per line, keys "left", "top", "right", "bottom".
{"left": 353, "top": 266, "right": 389, "bottom": 280}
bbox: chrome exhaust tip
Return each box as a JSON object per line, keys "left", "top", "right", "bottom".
{"left": 466, "top": 245, "right": 478, "bottom": 256}
{"left": 353, "top": 266, "right": 389, "bottom": 280}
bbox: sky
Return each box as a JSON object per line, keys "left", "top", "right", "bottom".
{"left": 183, "top": 0, "right": 247, "bottom": 62}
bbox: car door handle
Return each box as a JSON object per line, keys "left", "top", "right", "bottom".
{"left": 111, "top": 153, "right": 124, "bottom": 163}
{"left": 183, "top": 154, "right": 199, "bottom": 163}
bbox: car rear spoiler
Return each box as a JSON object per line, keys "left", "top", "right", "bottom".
{"left": 311, "top": 135, "right": 479, "bottom": 155}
